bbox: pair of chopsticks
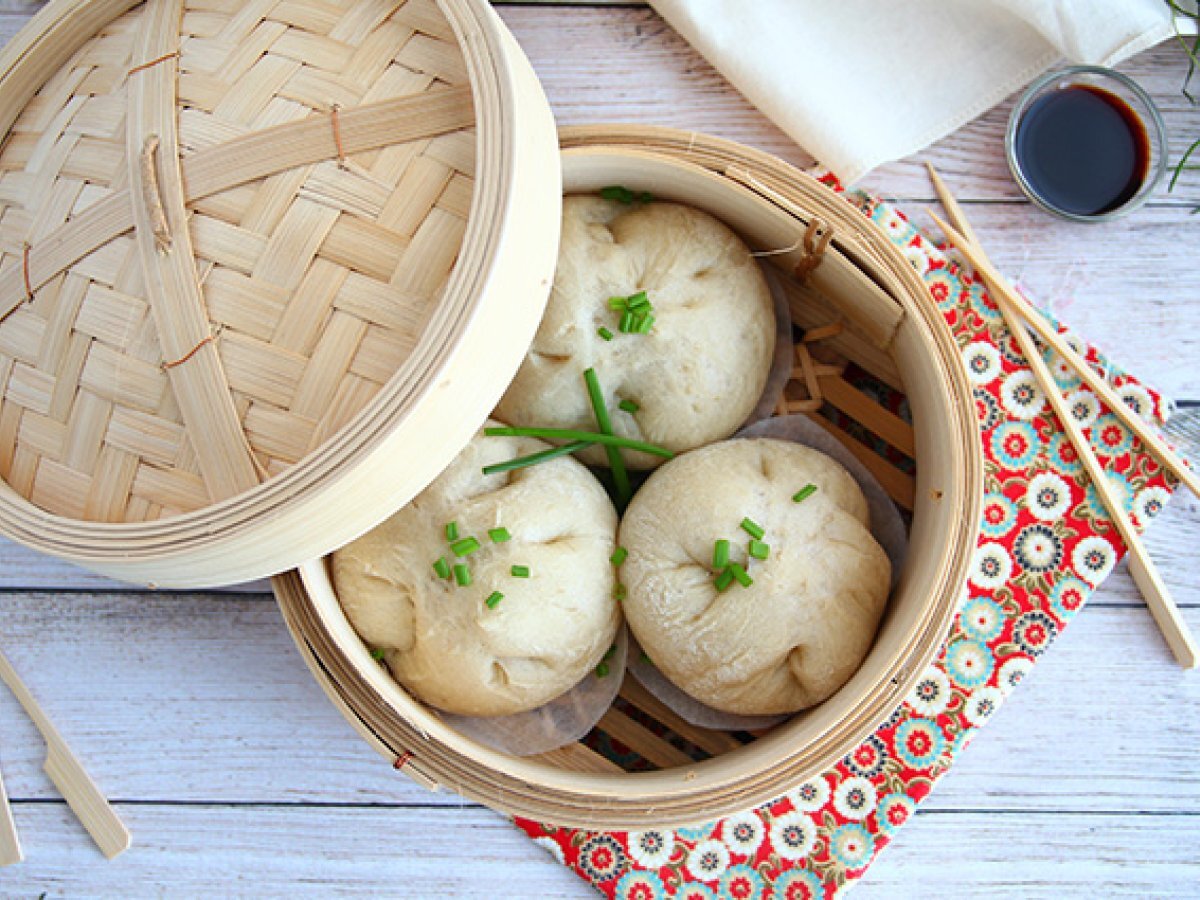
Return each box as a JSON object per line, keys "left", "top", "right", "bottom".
{"left": 926, "top": 164, "right": 1199, "bottom": 670}
{"left": 0, "top": 648, "right": 131, "bottom": 864}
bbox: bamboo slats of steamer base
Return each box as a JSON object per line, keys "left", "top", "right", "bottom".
{"left": 0, "top": 0, "right": 561, "bottom": 587}
{"left": 275, "top": 128, "right": 984, "bottom": 830}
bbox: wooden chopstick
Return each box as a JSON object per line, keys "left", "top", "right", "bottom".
{"left": 0, "top": 650, "right": 131, "bottom": 858}
{"left": 929, "top": 164, "right": 1200, "bottom": 502}
{"left": 925, "top": 173, "right": 1198, "bottom": 669}
{"left": 0, "top": 760, "right": 21, "bottom": 866}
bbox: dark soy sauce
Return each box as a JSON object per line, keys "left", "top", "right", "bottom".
{"left": 1014, "top": 84, "right": 1150, "bottom": 217}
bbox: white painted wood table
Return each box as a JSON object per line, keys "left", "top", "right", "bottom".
{"left": 1, "top": 2, "right": 1199, "bottom": 897}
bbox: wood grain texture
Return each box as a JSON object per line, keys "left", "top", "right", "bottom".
{"left": 0, "top": 2, "right": 1195, "bottom": 897}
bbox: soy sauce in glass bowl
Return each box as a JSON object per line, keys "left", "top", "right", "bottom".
{"left": 1006, "top": 65, "right": 1167, "bottom": 222}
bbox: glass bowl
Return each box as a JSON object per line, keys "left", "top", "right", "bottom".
{"left": 1005, "top": 65, "right": 1167, "bottom": 222}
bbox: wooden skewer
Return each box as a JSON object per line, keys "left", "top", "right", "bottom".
{"left": 0, "top": 650, "right": 131, "bottom": 858}
{"left": 0, "top": 758, "right": 21, "bottom": 866}
{"left": 924, "top": 199, "right": 1199, "bottom": 669}
{"left": 928, "top": 162, "right": 1200, "bottom": 502}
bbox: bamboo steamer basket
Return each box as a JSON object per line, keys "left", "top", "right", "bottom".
{"left": 0, "top": 0, "right": 560, "bottom": 587}
{"left": 274, "top": 127, "right": 984, "bottom": 830}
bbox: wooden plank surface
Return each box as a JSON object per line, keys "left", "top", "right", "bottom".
{"left": 0, "top": 2, "right": 1197, "bottom": 897}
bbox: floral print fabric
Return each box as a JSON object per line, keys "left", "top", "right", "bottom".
{"left": 513, "top": 187, "right": 1180, "bottom": 898}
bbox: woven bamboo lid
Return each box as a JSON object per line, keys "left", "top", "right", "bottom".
{"left": 0, "top": 0, "right": 561, "bottom": 586}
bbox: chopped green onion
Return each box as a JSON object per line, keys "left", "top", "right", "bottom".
{"left": 445, "top": 521, "right": 458, "bottom": 542}
{"left": 600, "top": 185, "right": 635, "bottom": 203}
{"left": 714, "top": 568, "right": 735, "bottom": 593}
{"left": 635, "top": 313, "right": 655, "bottom": 334}
{"left": 583, "top": 367, "right": 631, "bottom": 506}
{"left": 613, "top": 583, "right": 626, "bottom": 602}
{"left": 610, "top": 547, "right": 628, "bottom": 567}
{"left": 488, "top": 527, "right": 511, "bottom": 544}
{"left": 729, "top": 562, "right": 753, "bottom": 588}
{"left": 485, "top": 590, "right": 504, "bottom": 609}
{"left": 618, "top": 398, "right": 639, "bottom": 414}
{"left": 601, "top": 645, "right": 617, "bottom": 662}
{"left": 595, "top": 661, "right": 611, "bottom": 678}
{"left": 597, "top": 326, "right": 614, "bottom": 341}
{"left": 599, "top": 186, "right": 652, "bottom": 204}
{"left": 749, "top": 540, "right": 770, "bottom": 560}
{"left": 618, "top": 309, "right": 635, "bottom": 333}
{"left": 482, "top": 440, "right": 592, "bottom": 476}
{"left": 792, "top": 484, "right": 818, "bottom": 503}
{"left": 511, "top": 565, "right": 530, "bottom": 578}
{"left": 432, "top": 557, "right": 451, "bottom": 579}
{"left": 451, "top": 536, "right": 481, "bottom": 557}
{"left": 608, "top": 295, "right": 629, "bottom": 310}
{"left": 484, "top": 426, "right": 674, "bottom": 459}
{"left": 625, "top": 291, "right": 650, "bottom": 311}
{"left": 712, "top": 539, "right": 730, "bottom": 570}
{"left": 453, "top": 564, "right": 471, "bottom": 586}
{"left": 640, "top": 651, "right": 653, "bottom": 665}
{"left": 370, "top": 648, "right": 387, "bottom": 662}
{"left": 740, "top": 517, "right": 765, "bottom": 540}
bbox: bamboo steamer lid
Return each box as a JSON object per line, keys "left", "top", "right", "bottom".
{"left": 0, "top": 0, "right": 561, "bottom": 587}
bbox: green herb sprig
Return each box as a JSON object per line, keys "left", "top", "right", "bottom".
{"left": 1166, "top": 2, "right": 1200, "bottom": 200}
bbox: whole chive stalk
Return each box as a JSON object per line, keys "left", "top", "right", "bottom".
{"left": 713, "top": 539, "right": 730, "bottom": 570}
{"left": 597, "top": 326, "right": 614, "bottom": 341}
{"left": 729, "top": 562, "right": 753, "bottom": 588}
{"left": 740, "top": 517, "right": 765, "bottom": 540}
{"left": 583, "top": 367, "right": 631, "bottom": 506}
{"left": 482, "top": 440, "right": 592, "bottom": 476}
{"left": 370, "top": 648, "right": 387, "bottom": 662}
{"left": 485, "top": 591, "right": 504, "bottom": 610}
{"left": 453, "top": 564, "right": 471, "bottom": 587}
{"left": 432, "top": 557, "right": 451, "bottom": 579}
{"left": 450, "top": 536, "right": 481, "bottom": 557}
{"left": 714, "top": 568, "right": 735, "bottom": 593}
{"left": 484, "top": 426, "right": 673, "bottom": 459}
{"left": 488, "top": 527, "right": 511, "bottom": 544}
{"left": 511, "top": 565, "right": 530, "bottom": 578}
{"left": 618, "top": 398, "right": 639, "bottom": 414}
{"left": 610, "top": 547, "right": 628, "bottom": 567}
{"left": 749, "top": 540, "right": 770, "bottom": 561}
{"left": 792, "top": 484, "right": 818, "bottom": 503}
{"left": 445, "top": 521, "right": 459, "bottom": 542}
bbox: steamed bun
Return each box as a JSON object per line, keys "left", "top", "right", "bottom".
{"left": 332, "top": 424, "right": 621, "bottom": 717}
{"left": 495, "top": 196, "right": 775, "bottom": 468}
{"left": 619, "top": 438, "right": 890, "bottom": 715}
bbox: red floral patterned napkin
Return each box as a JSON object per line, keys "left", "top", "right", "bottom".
{"left": 512, "top": 184, "right": 1181, "bottom": 899}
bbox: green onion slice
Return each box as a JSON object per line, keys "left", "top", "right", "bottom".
{"left": 583, "top": 367, "right": 631, "bottom": 506}
{"left": 432, "top": 557, "right": 451, "bottom": 579}
{"left": 597, "top": 326, "right": 614, "bottom": 341}
{"left": 485, "top": 591, "right": 504, "bottom": 609}
{"left": 618, "top": 398, "right": 639, "bottom": 414}
{"left": 453, "top": 564, "right": 471, "bottom": 587}
{"left": 714, "top": 568, "right": 735, "bottom": 593}
{"left": 613, "top": 583, "right": 627, "bottom": 602}
{"left": 370, "top": 648, "right": 386, "bottom": 662}
{"left": 484, "top": 426, "right": 673, "bottom": 459}
{"left": 712, "top": 539, "right": 730, "bottom": 570}
{"left": 488, "top": 527, "right": 511, "bottom": 544}
{"left": 511, "top": 565, "right": 530, "bottom": 578}
{"left": 595, "top": 662, "right": 611, "bottom": 678}
{"left": 729, "top": 562, "right": 753, "bottom": 588}
{"left": 450, "top": 536, "right": 481, "bottom": 557}
{"left": 792, "top": 484, "right": 818, "bottom": 503}
{"left": 740, "top": 517, "right": 765, "bottom": 540}
{"left": 482, "top": 440, "right": 592, "bottom": 476}
{"left": 610, "top": 547, "right": 628, "bottom": 567}
{"left": 749, "top": 540, "right": 770, "bottom": 561}
{"left": 618, "top": 310, "right": 635, "bottom": 333}
{"left": 445, "top": 521, "right": 458, "bottom": 542}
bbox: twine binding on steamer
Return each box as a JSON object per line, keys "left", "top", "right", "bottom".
{"left": 161, "top": 324, "right": 224, "bottom": 371}
{"left": 127, "top": 49, "right": 180, "bottom": 76}
{"left": 793, "top": 218, "right": 832, "bottom": 282}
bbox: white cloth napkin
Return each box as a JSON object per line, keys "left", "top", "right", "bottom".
{"left": 648, "top": 0, "right": 1175, "bottom": 183}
